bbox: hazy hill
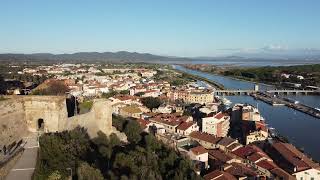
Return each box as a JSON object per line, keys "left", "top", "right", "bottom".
{"left": 0, "top": 51, "right": 191, "bottom": 63}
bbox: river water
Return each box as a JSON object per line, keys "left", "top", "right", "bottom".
{"left": 174, "top": 65, "right": 320, "bottom": 161}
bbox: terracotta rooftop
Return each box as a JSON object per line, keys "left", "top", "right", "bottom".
{"left": 149, "top": 117, "right": 182, "bottom": 126}
{"left": 208, "top": 149, "right": 234, "bottom": 163}
{"left": 224, "top": 162, "right": 257, "bottom": 178}
{"left": 247, "top": 152, "right": 266, "bottom": 163}
{"left": 214, "top": 112, "right": 225, "bottom": 120}
{"left": 190, "top": 146, "right": 208, "bottom": 155}
{"left": 177, "top": 121, "right": 195, "bottom": 131}
{"left": 189, "top": 131, "right": 222, "bottom": 144}
{"left": 217, "top": 137, "right": 237, "bottom": 147}
{"left": 257, "top": 159, "right": 277, "bottom": 170}
{"left": 204, "top": 170, "right": 237, "bottom": 180}
{"left": 232, "top": 145, "right": 269, "bottom": 161}
{"left": 272, "top": 142, "right": 320, "bottom": 171}
{"left": 270, "top": 168, "right": 296, "bottom": 180}
{"left": 115, "top": 95, "right": 137, "bottom": 101}
{"left": 226, "top": 142, "right": 242, "bottom": 151}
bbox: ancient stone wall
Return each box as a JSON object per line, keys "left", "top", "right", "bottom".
{"left": 0, "top": 96, "right": 113, "bottom": 148}
{"left": 65, "top": 99, "right": 113, "bottom": 137}
{"left": 0, "top": 98, "right": 28, "bottom": 148}
{"left": 23, "top": 96, "right": 68, "bottom": 133}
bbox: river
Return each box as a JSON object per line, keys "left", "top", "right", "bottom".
{"left": 174, "top": 65, "right": 320, "bottom": 161}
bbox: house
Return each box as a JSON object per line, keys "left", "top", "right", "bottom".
{"left": 156, "top": 104, "right": 173, "bottom": 114}
{"left": 176, "top": 122, "right": 199, "bottom": 136}
{"left": 119, "top": 105, "right": 143, "bottom": 118}
{"left": 246, "top": 130, "right": 268, "bottom": 145}
{"left": 188, "top": 146, "right": 209, "bottom": 169}
{"left": 111, "top": 102, "right": 127, "bottom": 114}
{"left": 242, "top": 105, "right": 261, "bottom": 121}
{"left": 202, "top": 112, "right": 230, "bottom": 137}
{"left": 208, "top": 149, "right": 241, "bottom": 169}
{"left": 189, "top": 131, "right": 222, "bottom": 149}
{"left": 224, "top": 162, "right": 258, "bottom": 179}
{"left": 216, "top": 137, "right": 242, "bottom": 152}
{"left": 204, "top": 170, "right": 237, "bottom": 180}
{"left": 167, "top": 90, "right": 214, "bottom": 104}
{"left": 140, "top": 70, "right": 157, "bottom": 78}
{"left": 149, "top": 117, "right": 182, "bottom": 134}
{"left": 267, "top": 141, "right": 320, "bottom": 180}
{"left": 142, "top": 89, "right": 161, "bottom": 97}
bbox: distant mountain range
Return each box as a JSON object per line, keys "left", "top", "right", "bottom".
{"left": 0, "top": 51, "right": 319, "bottom": 64}
{"left": 0, "top": 51, "right": 191, "bottom": 63}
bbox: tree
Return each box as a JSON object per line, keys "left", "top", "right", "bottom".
{"left": 101, "top": 90, "right": 118, "bottom": 98}
{"left": 120, "top": 90, "right": 130, "bottom": 95}
{"left": 141, "top": 97, "right": 162, "bottom": 110}
{"left": 124, "top": 120, "right": 142, "bottom": 144}
{"left": 47, "top": 171, "right": 62, "bottom": 180}
{"left": 143, "top": 134, "right": 160, "bottom": 152}
{"left": 134, "top": 92, "right": 145, "bottom": 97}
{"left": 77, "top": 162, "right": 104, "bottom": 180}
{"left": 112, "top": 115, "right": 127, "bottom": 131}
{"left": 92, "top": 131, "right": 121, "bottom": 169}
{"left": 32, "top": 80, "right": 69, "bottom": 95}
{"left": 34, "top": 127, "right": 90, "bottom": 179}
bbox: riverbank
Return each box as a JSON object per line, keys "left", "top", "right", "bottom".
{"left": 174, "top": 65, "right": 320, "bottom": 161}
{"left": 181, "top": 64, "right": 320, "bottom": 90}
{"left": 173, "top": 67, "right": 225, "bottom": 90}
{"left": 180, "top": 65, "right": 279, "bottom": 89}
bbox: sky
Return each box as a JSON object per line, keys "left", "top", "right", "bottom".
{"left": 1, "top": 0, "right": 320, "bottom": 57}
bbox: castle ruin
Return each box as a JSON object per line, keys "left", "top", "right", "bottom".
{"left": 0, "top": 95, "right": 114, "bottom": 148}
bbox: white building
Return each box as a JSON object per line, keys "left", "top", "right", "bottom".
{"left": 176, "top": 122, "right": 199, "bottom": 136}
{"left": 188, "top": 145, "right": 208, "bottom": 168}
{"left": 202, "top": 112, "right": 230, "bottom": 137}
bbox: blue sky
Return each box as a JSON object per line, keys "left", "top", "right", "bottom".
{"left": 1, "top": 0, "right": 320, "bottom": 56}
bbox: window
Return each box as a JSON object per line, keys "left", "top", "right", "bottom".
{"left": 300, "top": 177, "right": 303, "bottom": 180}
{"left": 311, "top": 178, "right": 314, "bottom": 180}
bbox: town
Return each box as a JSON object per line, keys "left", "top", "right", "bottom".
{"left": 1, "top": 63, "right": 320, "bottom": 180}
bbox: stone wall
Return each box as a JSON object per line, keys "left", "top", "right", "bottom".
{"left": 23, "top": 96, "right": 68, "bottom": 133}
{"left": 0, "top": 98, "right": 28, "bottom": 148}
{"left": 65, "top": 99, "right": 113, "bottom": 137}
{"left": 0, "top": 96, "right": 114, "bottom": 148}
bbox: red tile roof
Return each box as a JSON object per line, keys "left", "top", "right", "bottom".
{"left": 149, "top": 117, "right": 182, "bottom": 126}
{"left": 189, "top": 131, "right": 222, "bottom": 144}
{"left": 190, "top": 146, "right": 208, "bottom": 155}
{"left": 214, "top": 112, "right": 225, "bottom": 120}
{"left": 272, "top": 142, "right": 319, "bottom": 171}
{"left": 204, "top": 170, "right": 237, "bottom": 180}
{"left": 136, "top": 118, "right": 150, "bottom": 129}
{"left": 208, "top": 149, "right": 234, "bottom": 163}
{"left": 225, "top": 162, "right": 257, "bottom": 177}
{"left": 177, "top": 122, "right": 194, "bottom": 131}
{"left": 270, "top": 168, "right": 296, "bottom": 180}
{"left": 247, "top": 152, "right": 265, "bottom": 163}
{"left": 256, "top": 159, "right": 277, "bottom": 170}
{"left": 232, "top": 145, "right": 269, "bottom": 161}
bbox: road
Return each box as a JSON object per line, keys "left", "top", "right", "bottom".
{"left": 6, "top": 133, "right": 39, "bottom": 180}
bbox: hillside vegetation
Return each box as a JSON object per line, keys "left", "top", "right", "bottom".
{"left": 33, "top": 116, "right": 202, "bottom": 180}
